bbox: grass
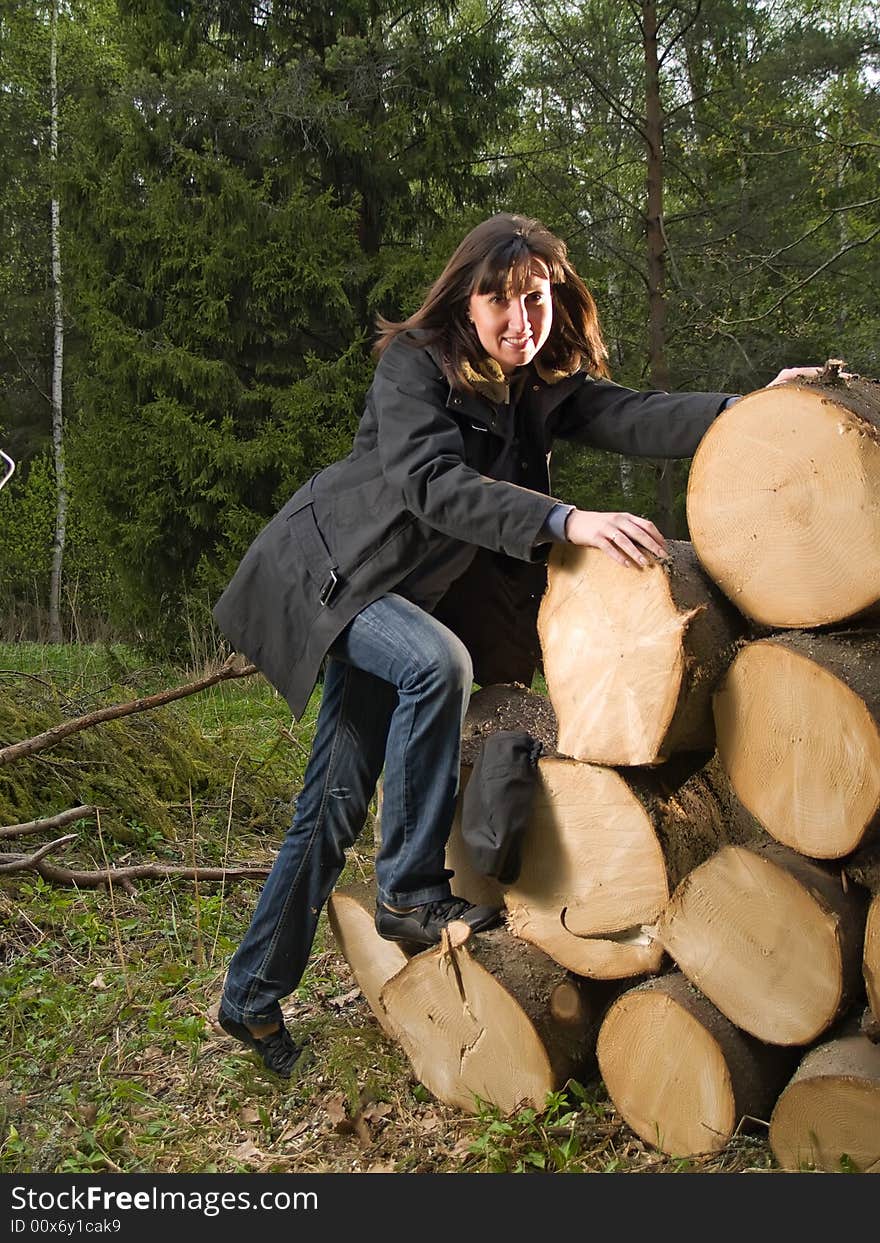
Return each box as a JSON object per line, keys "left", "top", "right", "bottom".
{"left": 0, "top": 642, "right": 781, "bottom": 1175}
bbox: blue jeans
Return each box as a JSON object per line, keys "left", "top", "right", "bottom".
{"left": 221, "top": 593, "right": 474, "bottom": 1026}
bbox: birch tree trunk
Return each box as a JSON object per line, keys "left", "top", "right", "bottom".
{"left": 48, "top": 0, "right": 67, "bottom": 645}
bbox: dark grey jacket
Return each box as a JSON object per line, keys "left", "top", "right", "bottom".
{"left": 213, "top": 335, "right": 733, "bottom": 718}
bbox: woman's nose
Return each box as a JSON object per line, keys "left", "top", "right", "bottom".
{"left": 507, "top": 299, "right": 528, "bottom": 332}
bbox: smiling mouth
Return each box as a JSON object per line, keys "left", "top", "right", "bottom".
{"left": 503, "top": 337, "right": 533, "bottom": 348}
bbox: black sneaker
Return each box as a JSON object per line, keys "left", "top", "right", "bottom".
{"left": 217, "top": 1007, "right": 307, "bottom": 1078}
{"left": 375, "top": 896, "right": 502, "bottom": 947}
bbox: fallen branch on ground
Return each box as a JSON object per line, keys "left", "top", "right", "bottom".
{"left": 0, "top": 834, "right": 79, "bottom": 873}
{"left": 0, "top": 854, "right": 271, "bottom": 888}
{"left": 0, "top": 655, "right": 259, "bottom": 767}
{"left": 0, "top": 805, "right": 97, "bottom": 840}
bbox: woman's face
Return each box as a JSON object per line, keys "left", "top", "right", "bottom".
{"left": 467, "top": 258, "right": 553, "bottom": 376}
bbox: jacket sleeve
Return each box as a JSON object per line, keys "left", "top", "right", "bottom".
{"left": 371, "top": 340, "right": 559, "bottom": 560}
{"left": 553, "top": 376, "right": 737, "bottom": 459}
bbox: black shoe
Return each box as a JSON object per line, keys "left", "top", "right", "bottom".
{"left": 218, "top": 1007, "right": 307, "bottom": 1078}
{"left": 375, "top": 895, "right": 502, "bottom": 947}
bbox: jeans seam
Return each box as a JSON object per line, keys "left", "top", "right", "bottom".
{"left": 241, "top": 664, "right": 353, "bottom": 1019}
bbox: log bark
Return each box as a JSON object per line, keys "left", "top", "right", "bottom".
{"left": 686, "top": 374, "right": 880, "bottom": 627}
{"left": 378, "top": 920, "right": 610, "bottom": 1114}
{"left": 657, "top": 841, "right": 870, "bottom": 1045}
{"left": 713, "top": 631, "right": 880, "bottom": 858}
{"left": 501, "top": 756, "right": 750, "bottom": 979}
{"left": 326, "top": 883, "right": 412, "bottom": 1038}
{"left": 538, "top": 540, "right": 742, "bottom": 766}
{"left": 769, "top": 1032, "right": 880, "bottom": 1172}
{"left": 597, "top": 972, "right": 795, "bottom": 1157}
{"left": 865, "top": 892, "right": 880, "bottom": 1032}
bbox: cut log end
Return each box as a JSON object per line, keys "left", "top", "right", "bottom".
{"left": 770, "top": 1035, "right": 880, "bottom": 1172}
{"left": 687, "top": 384, "right": 880, "bottom": 628}
{"left": 378, "top": 926, "right": 599, "bottom": 1115}
{"left": 597, "top": 974, "right": 790, "bottom": 1158}
{"left": 538, "top": 542, "right": 740, "bottom": 766}
{"left": 326, "top": 885, "right": 411, "bottom": 1036}
{"left": 714, "top": 634, "right": 880, "bottom": 858}
{"left": 658, "top": 844, "right": 869, "bottom": 1045}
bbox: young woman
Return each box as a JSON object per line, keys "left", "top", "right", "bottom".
{"left": 212, "top": 212, "right": 821, "bottom": 1075}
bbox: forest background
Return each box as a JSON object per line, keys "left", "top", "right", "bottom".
{"left": 2, "top": 0, "right": 878, "bottom": 651}
{"left": 1, "top": 0, "right": 879, "bottom": 1177}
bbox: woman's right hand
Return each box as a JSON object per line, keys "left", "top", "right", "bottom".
{"left": 564, "top": 509, "right": 669, "bottom": 569}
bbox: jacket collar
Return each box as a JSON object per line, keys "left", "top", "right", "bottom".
{"left": 458, "top": 355, "right": 580, "bottom": 406}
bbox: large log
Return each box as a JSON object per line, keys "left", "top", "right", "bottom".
{"left": 537, "top": 540, "right": 742, "bottom": 766}
{"left": 769, "top": 1032, "right": 880, "bottom": 1172}
{"left": 597, "top": 973, "right": 795, "bottom": 1157}
{"left": 686, "top": 371, "right": 880, "bottom": 628}
{"left": 657, "top": 842, "right": 870, "bottom": 1045}
{"left": 713, "top": 631, "right": 880, "bottom": 858}
{"left": 378, "top": 921, "right": 612, "bottom": 1114}
{"left": 501, "top": 756, "right": 750, "bottom": 979}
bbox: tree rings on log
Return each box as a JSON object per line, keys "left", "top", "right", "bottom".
{"left": 597, "top": 973, "right": 794, "bottom": 1157}
{"left": 378, "top": 922, "right": 603, "bottom": 1115}
{"left": 538, "top": 541, "right": 742, "bottom": 766}
{"left": 714, "top": 632, "right": 880, "bottom": 858}
{"left": 657, "top": 843, "right": 869, "bottom": 1045}
{"left": 503, "top": 757, "right": 728, "bottom": 979}
{"left": 686, "top": 378, "right": 880, "bottom": 628}
{"left": 327, "top": 883, "right": 412, "bottom": 1037}
{"left": 769, "top": 1034, "right": 880, "bottom": 1172}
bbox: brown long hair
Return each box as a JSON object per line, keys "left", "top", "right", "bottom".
{"left": 374, "top": 213, "right": 610, "bottom": 385}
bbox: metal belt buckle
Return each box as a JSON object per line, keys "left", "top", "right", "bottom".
{"left": 319, "top": 569, "right": 340, "bottom": 606}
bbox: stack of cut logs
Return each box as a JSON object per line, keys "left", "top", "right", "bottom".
{"left": 329, "top": 364, "right": 880, "bottom": 1171}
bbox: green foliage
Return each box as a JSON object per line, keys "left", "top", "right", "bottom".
{"left": 467, "top": 1080, "right": 608, "bottom": 1173}
{"left": 514, "top": 0, "right": 880, "bottom": 396}
{"left": 0, "top": 450, "right": 116, "bottom": 633}
{"left": 0, "top": 645, "right": 295, "bottom": 839}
